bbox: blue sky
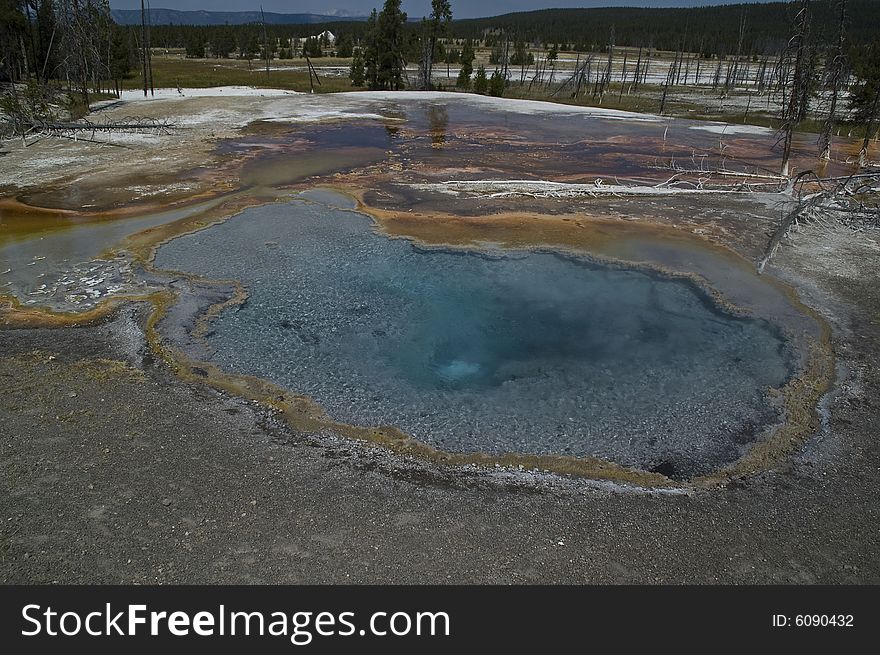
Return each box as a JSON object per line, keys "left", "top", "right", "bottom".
{"left": 109, "top": 1, "right": 780, "bottom": 21}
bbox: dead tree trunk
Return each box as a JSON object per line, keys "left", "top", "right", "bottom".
{"left": 146, "top": 0, "right": 154, "bottom": 95}
{"left": 858, "top": 91, "right": 880, "bottom": 168}
{"left": 631, "top": 44, "right": 643, "bottom": 92}
{"left": 261, "top": 6, "right": 270, "bottom": 80}
{"left": 820, "top": 0, "right": 848, "bottom": 161}
{"left": 779, "top": 0, "right": 812, "bottom": 178}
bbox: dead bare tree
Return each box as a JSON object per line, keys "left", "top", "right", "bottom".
{"left": 260, "top": 6, "right": 270, "bottom": 79}
{"left": 850, "top": 41, "right": 880, "bottom": 168}
{"left": 303, "top": 54, "right": 321, "bottom": 93}
{"left": 819, "top": 0, "right": 848, "bottom": 161}
{"left": 139, "top": 0, "right": 154, "bottom": 96}
{"left": 2, "top": 112, "right": 175, "bottom": 144}
{"left": 552, "top": 53, "right": 595, "bottom": 98}
{"left": 597, "top": 27, "right": 614, "bottom": 103}
{"left": 631, "top": 44, "right": 643, "bottom": 92}
{"left": 777, "top": 0, "right": 812, "bottom": 178}
{"left": 659, "top": 51, "right": 677, "bottom": 115}
{"left": 146, "top": 0, "right": 154, "bottom": 95}
{"left": 759, "top": 170, "right": 880, "bottom": 271}
{"left": 725, "top": 9, "right": 747, "bottom": 91}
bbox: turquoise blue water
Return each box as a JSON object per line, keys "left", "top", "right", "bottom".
{"left": 155, "top": 197, "right": 791, "bottom": 478}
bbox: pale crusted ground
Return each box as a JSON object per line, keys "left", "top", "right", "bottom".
{"left": 1, "top": 89, "right": 298, "bottom": 199}
{"left": 0, "top": 89, "right": 666, "bottom": 205}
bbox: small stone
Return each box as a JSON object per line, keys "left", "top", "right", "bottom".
{"left": 161, "top": 498, "right": 172, "bottom": 507}
{"left": 69, "top": 392, "right": 77, "bottom": 398}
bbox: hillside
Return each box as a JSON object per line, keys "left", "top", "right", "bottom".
{"left": 110, "top": 9, "right": 367, "bottom": 26}
{"left": 115, "top": 1, "right": 880, "bottom": 54}
{"left": 451, "top": 1, "right": 880, "bottom": 52}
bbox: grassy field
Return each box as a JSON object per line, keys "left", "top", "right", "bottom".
{"left": 504, "top": 82, "right": 702, "bottom": 117}
{"left": 120, "top": 54, "right": 362, "bottom": 94}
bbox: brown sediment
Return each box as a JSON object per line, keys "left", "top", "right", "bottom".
{"left": 124, "top": 194, "right": 271, "bottom": 264}
{"left": 0, "top": 187, "right": 238, "bottom": 248}
{"left": 350, "top": 192, "right": 763, "bottom": 320}
{"left": 358, "top": 197, "right": 704, "bottom": 256}
{"left": 352, "top": 186, "right": 837, "bottom": 330}
{"left": 0, "top": 293, "right": 126, "bottom": 328}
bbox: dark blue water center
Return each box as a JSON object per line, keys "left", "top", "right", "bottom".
{"left": 156, "top": 197, "right": 791, "bottom": 478}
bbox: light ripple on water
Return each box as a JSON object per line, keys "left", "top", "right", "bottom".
{"left": 155, "top": 198, "right": 792, "bottom": 478}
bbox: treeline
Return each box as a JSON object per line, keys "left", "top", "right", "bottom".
{"left": 173, "top": 24, "right": 350, "bottom": 61}
{"left": 97, "top": 0, "right": 880, "bottom": 59}
{"left": 137, "top": 22, "right": 370, "bottom": 55}
{"left": 450, "top": 1, "right": 880, "bottom": 54}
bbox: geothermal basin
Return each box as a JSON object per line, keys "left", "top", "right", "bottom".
{"left": 155, "top": 192, "right": 800, "bottom": 480}
{"left": 3, "top": 93, "right": 839, "bottom": 484}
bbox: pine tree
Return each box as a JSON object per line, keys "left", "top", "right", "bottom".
{"left": 376, "top": 0, "right": 407, "bottom": 90}
{"left": 109, "top": 25, "right": 133, "bottom": 96}
{"left": 350, "top": 47, "right": 365, "bottom": 86}
{"left": 238, "top": 30, "right": 259, "bottom": 68}
{"left": 336, "top": 33, "right": 354, "bottom": 58}
{"left": 364, "top": 10, "right": 379, "bottom": 89}
{"left": 186, "top": 33, "right": 206, "bottom": 59}
{"left": 364, "top": 0, "right": 407, "bottom": 90}
{"left": 511, "top": 38, "right": 532, "bottom": 66}
{"left": 489, "top": 69, "right": 506, "bottom": 96}
{"left": 457, "top": 38, "right": 475, "bottom": 88}
{"left": 213, "top": 25, "right": 236, "bottom": 59}
{"left": 473, "top": 64, "right": 488, "bottom": 94}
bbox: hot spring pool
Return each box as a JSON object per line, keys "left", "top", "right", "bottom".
{"left": 155, "top": 195, "right": 792, "bottom": 478}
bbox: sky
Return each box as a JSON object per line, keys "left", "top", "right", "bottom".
{"left": 108, "top": 1, "right": 780, "bottom": 21}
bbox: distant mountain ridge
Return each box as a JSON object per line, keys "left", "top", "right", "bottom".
{"left": 110, "top": 8, "right": 368, "bottom": 26}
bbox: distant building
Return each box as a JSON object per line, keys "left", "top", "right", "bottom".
{"left": 316, "top": 30, "right": 336, "bottom": 44}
